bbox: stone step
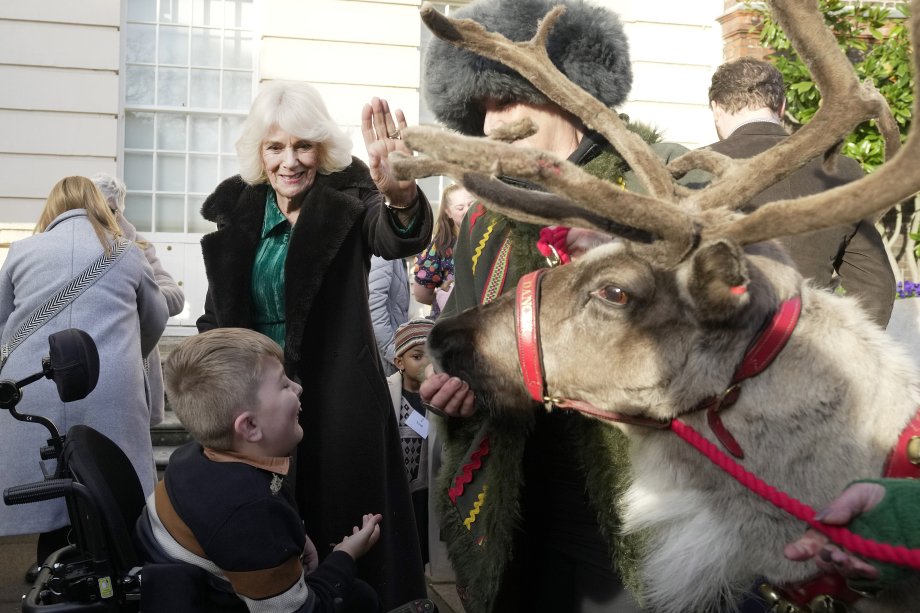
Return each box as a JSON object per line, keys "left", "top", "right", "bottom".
{"left": 153, "top": 446, "right": 177, "bottom": 470}
{"left": 150, "top": 425, "right": 191, "bottom": 448}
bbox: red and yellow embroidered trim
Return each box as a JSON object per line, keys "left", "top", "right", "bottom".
{"left": 448, "top": 436, "right": 490, "bottom": 504}
{"left": 471, "top": 217, "right": 498, "bottom": 275}
{"left": 481, "top": 237, "right": 512, "bottom": 305}
{"left": 463, "top": 485, "right": 488, "bottom": 530}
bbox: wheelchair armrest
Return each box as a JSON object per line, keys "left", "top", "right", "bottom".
{"left": 4, "top": 478, "right": 74, "bottom": 505}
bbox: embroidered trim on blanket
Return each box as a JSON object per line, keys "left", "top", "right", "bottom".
{"left": 480, "top": 237, "right": 512, "bottom": 305}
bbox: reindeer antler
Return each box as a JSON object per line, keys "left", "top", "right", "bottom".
{"left": 395, "top": 0, "right": 919, "bottom": 264}
{"left": 393, "top": 124, "right": 699, "bottom": 257}
{"left": 685, "top": 0, "right": 899, "bottom": 215}
{"left": 712, "top": 10, "right": 920, "bottom": 244}
{"left": 710, "top": 1, "right": 920, "bottom": 245}
{"left": 393, "top": 2, "right": 700, "bottom": 265}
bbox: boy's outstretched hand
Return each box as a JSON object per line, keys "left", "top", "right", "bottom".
{"left": 334, "top": 513, "right": 382, "bottom": 560}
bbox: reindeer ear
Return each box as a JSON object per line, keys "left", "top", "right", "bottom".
{"left": 687, "top": 239, "right": 750, "bottom": 323}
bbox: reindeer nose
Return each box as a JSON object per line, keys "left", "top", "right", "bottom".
{"left": 427, "top": 317, "right": 476, "bottom": 375}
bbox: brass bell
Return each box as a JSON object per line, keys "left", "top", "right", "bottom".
{"left": 758, "top": 584, "right": 804, "bottom": 613}
{"left": 808, "top": 594, "right": 849, "bottom": 612}
{"left": 907, "top": 435, "right": 920, "bottom": 465}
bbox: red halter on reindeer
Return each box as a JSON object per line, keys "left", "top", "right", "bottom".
{"left": 395, "top": 0, "right": 920, "bottom": 611}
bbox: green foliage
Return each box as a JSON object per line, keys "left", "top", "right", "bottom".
{"left": 750, "top": 0, "right": 913, "bottom": 173}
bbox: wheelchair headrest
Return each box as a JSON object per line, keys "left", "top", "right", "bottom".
{"left": 48, "top": 329, "right": 99, "bottom": 402}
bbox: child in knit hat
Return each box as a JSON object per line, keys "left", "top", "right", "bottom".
{"left": 387, "top": 318, "right": 435, "bottom": 564}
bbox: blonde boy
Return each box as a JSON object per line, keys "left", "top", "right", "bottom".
{"left": 138, "top": 328, "right": 382, "bottom": 613}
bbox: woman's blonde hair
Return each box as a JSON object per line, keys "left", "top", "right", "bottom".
{"left": 35, "top": 176, "right": 122, "bottom": 254}
{"left": 236, "top": 80, "right": 353, "bottom": 185}
{"left": 433, "top": 183, "right": 464, "bottom": 253}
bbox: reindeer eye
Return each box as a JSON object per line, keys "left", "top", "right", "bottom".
{"left": 594, "top": 285, "right": 630, "bottom": 306}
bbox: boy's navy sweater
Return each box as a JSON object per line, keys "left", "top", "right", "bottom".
{"left": 157, "top": 442, "right": 358, "bottom": 612}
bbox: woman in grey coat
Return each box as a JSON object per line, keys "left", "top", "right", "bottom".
{"left": 92, "top": 172, "right": 185, "bottom": 425}
{"left": 0, "top": 176, "right": 168, "bottom": 544}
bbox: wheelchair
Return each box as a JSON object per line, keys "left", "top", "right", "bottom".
{"left": 1, "top": 328, "right": 146, "bottom": 611}
{"left": 2, "top": 329, "right": 437, "bottom": 613}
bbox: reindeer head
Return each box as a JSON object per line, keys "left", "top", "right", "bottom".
{"left": 395, "top": 0, "right": 920, "bottom": 418}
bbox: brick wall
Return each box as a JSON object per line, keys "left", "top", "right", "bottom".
{"left": 718, "top": 1, "right": 768, "bottom": 61}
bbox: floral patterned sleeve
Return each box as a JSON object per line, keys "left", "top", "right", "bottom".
{"left": 414, "top": 242, "right": 454, "bottom": 289}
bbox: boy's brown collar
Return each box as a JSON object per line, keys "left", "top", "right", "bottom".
{"left": 204, "top": 447, "right": 291, "bottom": 475}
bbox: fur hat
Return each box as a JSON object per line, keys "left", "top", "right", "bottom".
{"left": 394, "top": 318, "right": 435, "bottom": 357}
{"left": 422, "top": 0, "right": 633, "bottom": 136}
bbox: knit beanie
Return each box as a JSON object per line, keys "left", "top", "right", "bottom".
{"left": 394, "top": 318, "right": 435, "bottom": 357}
{"left": 422, "top": 0, "right": 633, "bottom": 136}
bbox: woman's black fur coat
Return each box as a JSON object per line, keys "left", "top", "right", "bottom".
{"left": 198, "top": 158, "right": 432, "bottom": 609}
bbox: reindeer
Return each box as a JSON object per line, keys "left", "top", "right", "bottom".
{"left": 393, "top": 1, "right": 920, "bottom": 611}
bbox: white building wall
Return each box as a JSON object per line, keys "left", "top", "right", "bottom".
{"left": 607, "top": 0, "right": 725, "bottom": 149}
{"left": 0, "top": 0, "right": 729, "bottom": 327}
{"left": 0, "top": 0, "right": 121, "bottom": 224}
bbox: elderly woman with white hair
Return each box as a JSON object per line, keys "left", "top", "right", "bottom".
{"left": 91, "top": 172, "right": 185, "bottom": 427}
{"left": 196, "top": 81, "right": 432, "bottom": 609}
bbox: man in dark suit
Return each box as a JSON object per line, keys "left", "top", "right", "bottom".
{"left": 706, "top": 57, "right": 895, "bottom": 327}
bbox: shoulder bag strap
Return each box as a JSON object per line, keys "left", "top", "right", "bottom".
{"left": 1, "top": 237, "right": 132, "bottom": 368}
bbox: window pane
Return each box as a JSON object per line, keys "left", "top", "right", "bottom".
{"left": 190, "top": 116, "right": 219, "bottom": 151}
{"left": 157, "top": 113, "right": 187, "bottom": 151}
{"left": 159, "top": 0, "right": 192, "bottom": 25}
{"left": 126, "top": 24, "right": 156, "bottom": 63}
{"left": 191, "top": 27, "right": 221, "bottom": 67}
{"left": 223, "top": 31, "right": 251, "bottom": 70}
{"left": 125, "top": 112, "right": 155, "bottom": 149}
{"left": 221, "top": 116, "right": 245, "bottom": 154}
{"left": 126, "top": 65, "right": 155, "bottom": 105}
{"left": 189, "top": 155, "right": 219, "bottom": 192}
{"left": 125, "top": 194, "right": 153, "bottom": 232}
{"left": 190, "top": 68, "right": 220, "bottom": 109}
{"left": 157, "top": 153, "right": 186, "bottom": 192}
{"left": 158, "top": 26, "right": 190, "bottom": 65}
{"left": 156, "top": 195, "right": 186, "bottom": 232}
{"left": 193, "top": 0, "right": 223, "bottom": 27}
{"left": 127, "top": 0, "right": 156, "bottom": 22}
{"left": 157, "top": 67, "right": 189, "bottom": 107}
{"left": 224, "top": 0, "right": 253, "bottom": 29}
{"left": 222, "top": 71, "right": 251, "bottom": 111}
{"left": 125, "top": 152, "right": 154, "bottom": 191}
{"left": 220, "top": 155, "right": 239, "bottom": 180}
{"left": 189, "top": 203, "right": 216, "bottom": 232}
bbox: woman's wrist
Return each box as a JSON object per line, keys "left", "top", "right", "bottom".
{"left": 384, "top": 193, "right": 419, "bottom": 211}
{"left": 386, "top": 193, "right": 420, "bottom": 227}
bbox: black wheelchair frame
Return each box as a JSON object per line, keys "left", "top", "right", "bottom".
{"left": 1, "top": 328, "right": 142, "bottom": 612}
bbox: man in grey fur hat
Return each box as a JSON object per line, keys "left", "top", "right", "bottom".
{"left": 418, "top": 1, "right": 703, "bottom": 611}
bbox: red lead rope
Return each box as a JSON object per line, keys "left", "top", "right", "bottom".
{"left": 670, "top": 418, "right": 920, "bottom": 570}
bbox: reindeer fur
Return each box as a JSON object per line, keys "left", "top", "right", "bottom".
{"left": 428, "top": 239, "right": 920, "bottom": 611}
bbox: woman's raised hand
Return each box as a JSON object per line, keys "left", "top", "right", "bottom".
{"left": 362, "top": 97, "right": 417, "bottom": 207}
